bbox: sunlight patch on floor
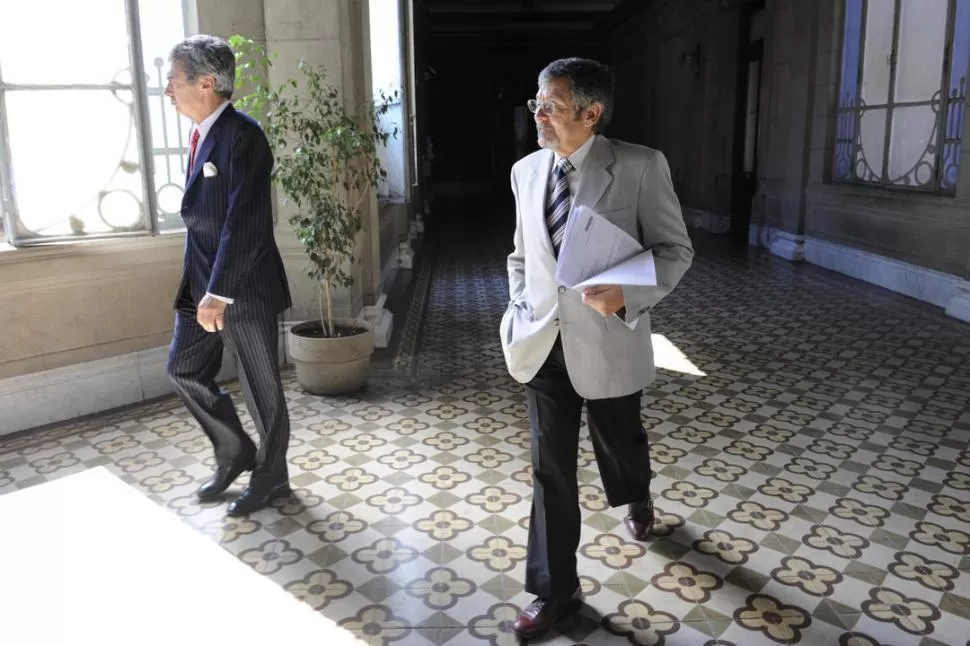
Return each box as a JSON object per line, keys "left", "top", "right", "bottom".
{"left": 0, "top": 467, "right": 363, "bottom": 645}
{"left": 652, "top": 333, "right": 706, "bottom": 376}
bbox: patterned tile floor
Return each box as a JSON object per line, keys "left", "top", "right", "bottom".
{"left": 2, "top": 214, "right": 970, "bottom": 646}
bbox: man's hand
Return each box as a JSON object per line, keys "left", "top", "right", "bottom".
{"left": 582, "top": 285, "right": 625, "bottom": 317}
{"left": 197, "top": 295, "right": 227, "bottom": 333}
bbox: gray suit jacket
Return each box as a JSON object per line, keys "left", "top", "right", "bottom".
{"left": 500, "top": 135, "right": 693, "bottom": 399}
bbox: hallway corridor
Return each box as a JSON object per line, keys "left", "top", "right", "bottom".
{"left": 2, "top": 215, "right": 969, "bottom": 645}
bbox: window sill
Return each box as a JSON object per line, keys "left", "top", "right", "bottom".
{"left": 810, "top": 182, "right": 968, "bottom": 207}
{"left": 0, "top": 233, "right": 184, "bottom": 266}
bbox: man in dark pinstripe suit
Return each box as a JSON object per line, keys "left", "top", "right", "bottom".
{"left": 164, "top": 35, "right": 292, "bottom": 516}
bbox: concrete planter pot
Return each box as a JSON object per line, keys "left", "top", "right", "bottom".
{"left": 287, "top": 318, "right": 374, "bottom": 395}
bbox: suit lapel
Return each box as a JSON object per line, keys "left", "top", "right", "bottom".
{"left": 184, "top": 104, "right": 236, "bottom": 194}
{"left": 527, "top": 150, "right": 556, "bottom": 258}
{"left": 524, "top": 137, "right": 615, "bottom": 261}
{"left": 572, "top": 135, "right": 614, "bottom": 213}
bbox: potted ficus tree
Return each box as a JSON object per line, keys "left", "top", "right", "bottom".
{"left": 229, "top": 35, "right": 397, "bottom": 395}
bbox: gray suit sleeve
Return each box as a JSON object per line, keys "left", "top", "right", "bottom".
{"left": 507, "top": 166, "right": 526, "bottom": 305}
{"left": 618, "top": 150, "right": 694, "bottom": 327}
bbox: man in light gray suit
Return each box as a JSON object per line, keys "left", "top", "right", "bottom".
{"left": 501, "top": 58, "right": 693, "bottom": 639}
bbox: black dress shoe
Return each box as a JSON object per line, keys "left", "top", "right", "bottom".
{"left": 512, "top": 586, "right": 583, "bottom": 640}
{"left": 197, "top": 457, "right": 256, "bottom": 500}
{"left": 624, "top": 496, "right": 655, "bottom": 541}
{"left": 226, "top": 481, "right": 290, "bottom": 516}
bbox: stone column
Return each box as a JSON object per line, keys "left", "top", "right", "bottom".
{"left": 752, "top": 0, "right": 819, "bottom": 261}
{"left": 945, "top": 283, "right": 970, "bottom": 323}
{"left": 259, "top": 0, "right": 385, "bottom": 335}
{"left": 945, "top": 78, "right": 970, "bottom": 324}
{"left": 193, "top": 0, "right": 388, "bottom": 341}
{"left": 193, "top": 0, "right": 266, "bottom": 39}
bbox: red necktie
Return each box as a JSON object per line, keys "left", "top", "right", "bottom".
{"left": 188, "top": 128, "right": 200, "bottom": 175}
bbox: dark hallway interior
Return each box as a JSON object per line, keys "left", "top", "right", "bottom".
{"left": 413, "top": 0, "right": 768, "bottom": 251}
{"left": 419, "top": 0, "right": 622, "bottom": 221}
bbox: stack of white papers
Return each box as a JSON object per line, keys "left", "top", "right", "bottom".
{"left": 554, "top": 205, "right": 657, "bottom": 289}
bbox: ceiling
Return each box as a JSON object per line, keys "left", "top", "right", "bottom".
{"left": 425, "top": 0, "right": 627, "bottom": 34}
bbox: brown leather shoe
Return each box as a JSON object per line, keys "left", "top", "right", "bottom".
{"left": 513, "top": 586, "right": 583, "bottom": 640}
{"left": 624, "top": 497, "right": 655, "bottom": 541}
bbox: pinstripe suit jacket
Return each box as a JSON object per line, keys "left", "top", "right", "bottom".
{"left": 175, "top": 104, "right": 291, "bottom": 315}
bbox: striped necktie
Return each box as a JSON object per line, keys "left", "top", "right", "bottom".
{"left": 546, "top": 157, "right": 574, "bottom": 255}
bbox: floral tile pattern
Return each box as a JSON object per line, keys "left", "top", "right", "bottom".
{"left": 2, "top": 222, "right": 970, "bottom": 646}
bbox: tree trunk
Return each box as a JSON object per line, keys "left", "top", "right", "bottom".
{"left": 323, "top": 275, "right": 334, "bottom": 337}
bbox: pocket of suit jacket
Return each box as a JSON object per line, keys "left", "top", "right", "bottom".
{"left": 503, "top": 301, "right": 534, "bottom": 346}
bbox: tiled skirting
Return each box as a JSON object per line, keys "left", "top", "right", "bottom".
{"left": 750, "top": 225, "right": 969, "bottom": 321}
{"left": 0, "top": 336, "right": 248, "bottom": 437}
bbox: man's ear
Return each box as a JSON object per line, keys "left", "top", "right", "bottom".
{"left": 199, "top": 74, "right": 217, "bottom": 92}
{"left": 585, "top": 102, "right": 604, "bottom": 129}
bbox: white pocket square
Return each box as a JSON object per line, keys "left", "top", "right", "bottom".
{"left": 202, "top": 162, "right": 218, "bottom": 177}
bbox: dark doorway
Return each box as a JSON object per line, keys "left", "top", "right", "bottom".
{"left": 419, "top": 0, "right": 619, "bottom": 226}
{"left": 730, "top": 1, "right": 765, "bottom": 243}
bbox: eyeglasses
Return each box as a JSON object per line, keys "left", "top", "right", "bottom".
{"left": 527, "top": 99, "right": 571, "bottom": 116}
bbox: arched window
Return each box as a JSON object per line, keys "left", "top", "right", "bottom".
{"left": 833, "top": 0, "right": 970, "bottom": 193}
{"left": 0, "top": 0, "right": 191, "bottom": 246}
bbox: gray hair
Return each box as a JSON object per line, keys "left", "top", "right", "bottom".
{"left": 539, "top": 58, "right": 614, "bottom": 133}
{"left": 169, "top": 34, "right": 236, "bottom": 100}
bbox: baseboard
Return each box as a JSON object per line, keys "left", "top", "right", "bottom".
{"left": 682, "top": 207, "right": 731, "bottom": 234}
{"left": 806, "top": 237, "right": 968, "bottom": 312}
{"left": 0, "top": 307, "right": 411, "bottom": 437}
{"left": 945, "top": 282, "right": 970, "bottom": 323}
{"left": 749, "top": 224, "right": 968, "bottom": 318}
{"left": 769, "top": 230, "right": 805, "bottom": 262}
{"left": 357, "top": 293, "right": 394, "bottom": 349}
{"left": 0, "top": 325, "right": 287, "bottom": 438}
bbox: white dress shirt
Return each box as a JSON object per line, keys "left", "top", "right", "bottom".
{"left": 190, "top": 101, "right": 234, "bottom": 305}
{"left": 190, "top": 100, "right": 231, "bottom": 174}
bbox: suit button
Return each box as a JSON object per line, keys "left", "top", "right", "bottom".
{"left": 558, "top": 286, "right": 565, "bottom": 294}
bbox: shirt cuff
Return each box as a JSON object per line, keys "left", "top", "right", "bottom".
{"left": 206, "top": 292, "right": 234, "bottom": 305}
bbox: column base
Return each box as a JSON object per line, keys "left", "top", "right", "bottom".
{"left": 945, "top": 281, "right": 970, "bottom": 323}
{"left": 768, "top": 230, "right": 805, "bottom": 262}
{"left": 358, "top": 294, "right": 394, "bottom": 348}
{"left": 399, "top": 242, "right": 415, "bottom": 270}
